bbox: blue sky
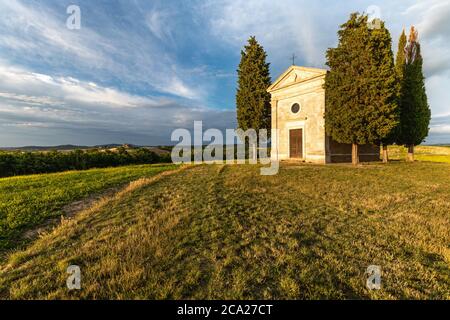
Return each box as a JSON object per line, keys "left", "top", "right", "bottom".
{"left": 0, "top": 0, "right": 449, "bottom": 146}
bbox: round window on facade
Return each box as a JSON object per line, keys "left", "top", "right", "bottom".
{"left": 291, "top": 103, "right": 300, "bottom": 114}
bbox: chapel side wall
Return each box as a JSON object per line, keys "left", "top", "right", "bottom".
{"left": 327, "top": 139, "right": 381, "bottom": 163}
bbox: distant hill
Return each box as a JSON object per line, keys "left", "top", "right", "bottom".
{"left": 0, "top": 145, "right": 89, "bottom": 151}
{"left": 0, "top": 144, "right": 173, "bottom": 157}
{"left": 0, "top": 144, "right": 139, "bottom": 152}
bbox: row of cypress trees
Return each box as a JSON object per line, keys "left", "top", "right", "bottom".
{"left": 236, "top": 13, "right": 430, "bottom": 165}
{"left": 325, "top": 14, "right": 430, "bottom": 164}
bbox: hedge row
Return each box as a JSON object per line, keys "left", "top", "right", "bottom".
{"left": 0, "top": 147, "right": 171, "bottom": 177}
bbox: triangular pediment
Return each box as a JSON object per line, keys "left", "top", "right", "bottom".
{"left": 267, "top": 66, "right": 327, "bottom": 92}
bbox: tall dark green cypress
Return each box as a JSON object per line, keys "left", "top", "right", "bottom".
{"left": 396, "top": 27, "right": 431, "bottom": 161}
{"left": 236, "top": 36, "right": 271, "bottom": 140}
{"left": 325, "top": 13, "right": 399, "bottom": 165}
{"left": 396, "top": 30, "right": 407, "bottom": 79}
{"left": 394, "top": 29, "right": 407, "bottom": 162}
{"left": 372, "top": 19, "right": 401, "bottom": 163}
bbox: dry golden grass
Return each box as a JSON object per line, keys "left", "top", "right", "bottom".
{"left": 388, "top": 145, "right": 450, "bottom": 163}
{"left": 0, "top": 162, "right": 449, "bottom": 299}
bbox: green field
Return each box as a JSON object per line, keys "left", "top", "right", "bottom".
{"left": 388, "top": 145, "right": 450, "bottom": 163}
{"left": 0, "top": 164, "right": 176, "bottom": 252}
{"left": 0, "top": 160, "right": 449, "bottom": 299}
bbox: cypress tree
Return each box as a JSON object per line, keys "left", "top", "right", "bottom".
{"left": 396, "top": 29, "right": 407, "bottom": 79}
{"left": 325, "top": 13, "right": 399, "bottom": 165}
{"left": 372, "top": 20, "right": 401, "bottom": 163}
{"left": 236, "top": 36, "right": 271, "bottom": 143}
{"left": 396, "top": 27, "right": 431, "bottom": 161}
{"left": 385, "top": 29, "right": 407, "bottom": 162}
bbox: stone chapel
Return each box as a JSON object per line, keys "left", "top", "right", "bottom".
{"left": 267, "top": 65, "right": 380, "bottom": 163}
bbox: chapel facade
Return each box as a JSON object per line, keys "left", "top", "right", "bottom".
{"left": 267, "top": 65, "right": 380, "bottom": 163}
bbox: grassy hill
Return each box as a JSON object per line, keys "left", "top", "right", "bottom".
{"left": 1, "top": 161, "right": 449, "bottom": 299}
{"left": 0, "top": 164, "right": 176, "bottom": 253}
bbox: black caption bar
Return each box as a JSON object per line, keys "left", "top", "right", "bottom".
{"left": 0, "top": 300, "right": 446, "bottom": 319}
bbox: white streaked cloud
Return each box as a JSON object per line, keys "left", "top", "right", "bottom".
{"left": 3, "top": 122, "right": 51, "bottom": 128}
{"left": 0, "top": 0, "right": 105, "bottom": 63}
{"left": 146, "top": 9, "right": 175, "bottom": 42}
{"left": 0, "top": 63, "right": 162, "bottom": 108}
{"left": 0, "top": 0, "right": 202, "bottom": 100}
{"left": 430, "top": 125, "right": 450, "bottom": 134}
{"left": 0, "top": 62, "right": 236, "bottom": 146}
{"left": 203, "top": 0, "right": 330, "bottom": 68}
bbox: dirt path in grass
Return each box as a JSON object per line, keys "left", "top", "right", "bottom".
{"left": 19, "top": 165, "right": 191, "bottom": 250}
{"left": 20, "top": 186, "right": 122, "bottom": 242}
